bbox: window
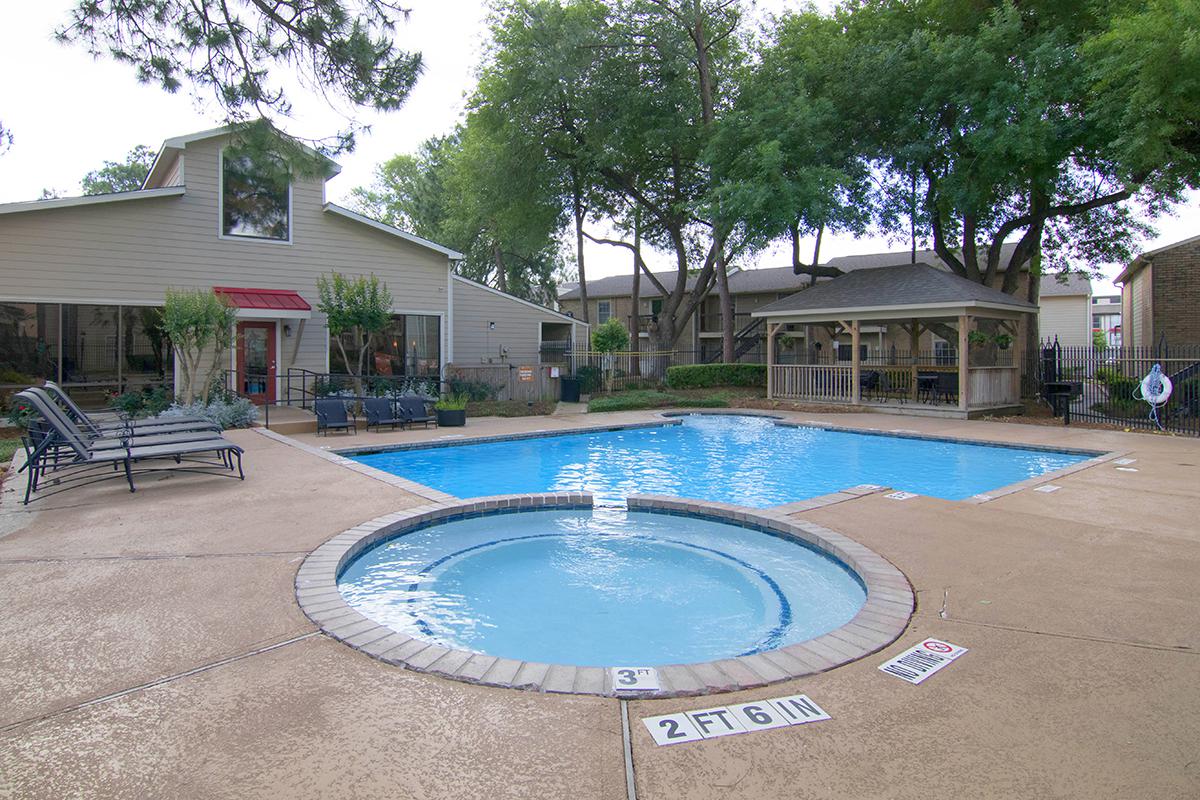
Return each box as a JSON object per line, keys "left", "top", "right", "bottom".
{"left": 933, "top": 339, "right": 956, "bottom": 366}
{"left": 330, "top": 314, "right": 441, "bottom": 377}
{"left": 221, "top": 150, "right": 290, "bottom": 241}
{"left": 837, "top": 343, "right": 869, "bottom": 362}
{"left": 650, "top": 298, "right": 663, "bottom": 315}
{"left": 597, "top": 300, "right": 612, "bottom": 324}
{"left": 0, "top": 303, "right": 172, "bottom": 407}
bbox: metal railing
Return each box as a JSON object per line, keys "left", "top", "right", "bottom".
{"left": 282, "top": 368, "right": 442, "bottom": 410}
{"left": 1025, "top": 341, "right": 1200, "bottom": 435}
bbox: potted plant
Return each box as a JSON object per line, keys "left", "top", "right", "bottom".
{"left": 435, "top": 393, "right": 469, "bottom": 427}
{"left": 992, "top": 333, "right": 1013, "bottom": 350}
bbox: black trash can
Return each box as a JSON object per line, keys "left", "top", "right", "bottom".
{"left": 561, "top": 377, "right": 581, "bottom": 403}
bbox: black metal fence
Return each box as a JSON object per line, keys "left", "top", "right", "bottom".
{"left": 1026, "top": 341, "right": 1200, "bottom": 435}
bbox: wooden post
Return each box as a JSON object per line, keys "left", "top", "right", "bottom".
{"left": 958, "top": 314, "right": 970, "bottom": 411}
{"left": 909, "top": 319, "right": 921, "bottom": 402}
{"left": 851, "top": 319, "right": 861, "bottom": 404}
{"left": 766, "top": 322, "right": 777, "bottom": 399}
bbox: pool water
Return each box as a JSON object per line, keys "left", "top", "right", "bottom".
{"left": 337, "top": 508, "right": 866, "bottom": 666}
{"left": 349, "top": 415, "right": 1089, "bottom": 506}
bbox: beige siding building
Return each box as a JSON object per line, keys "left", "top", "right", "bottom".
{"left": 451, "top": 275, "right": 586, "bottom": 366}
{"left": 559, "top": 246, "right": 1080, "bottom": 363}
{"left": 0, "top": 126, "right": 572, "bottom": 405}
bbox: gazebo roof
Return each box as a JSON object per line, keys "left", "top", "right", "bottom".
{"left": 752, "top": 262, "right": 1036, "bottom": 322}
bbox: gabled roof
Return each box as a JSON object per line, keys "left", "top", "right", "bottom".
{"left": 0, "top": 186, "right": 186, "bottom": 216}
{"left": 753, "top": 263, "right": 1037, "bottom": 319}
{"left": 324, "top": 204, "right": 464, "bottom": 260}
{"left": 1039, "top": 273, "right": 1092, "bottom": 296}
{"left": 143, "top": 124, "right": 342, "bottom": 189}
{"left": 1114, "top": 232, "right": 1200, "bottom": 284}
{"left": 452, "top": 275, "right": 586, "bottom": 326}
{"left": 557, "top": 270, "right": 701, "bottom": 300}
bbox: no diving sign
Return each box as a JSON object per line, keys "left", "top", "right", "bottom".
{"left": 878, "top": 638, "right": 968, "bottom": 684}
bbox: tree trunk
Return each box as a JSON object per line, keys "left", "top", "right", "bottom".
{"left": 571, "top": 167, "right": 590, "bottom": 324}
{"left": 630, "top": 209, "right": 641, "bottom": 377}
{"left": 1024, "top": 239, "right": 1042, "bottom": 370}
{"left": 492, "top": 242, "right": 507, "bottom": 294}
{"left": 715, "top": 241, "right": 735, "bottom": 362}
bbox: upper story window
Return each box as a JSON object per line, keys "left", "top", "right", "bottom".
{"left": 597, "top": 300, "right": 612, "bottom": 323}
{"left": 221, "top": 150, "right": 291, "bottom": 241}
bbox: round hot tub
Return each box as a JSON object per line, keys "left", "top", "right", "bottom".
{"left": 297, "top": 495, "right": 911, "bottom": 696}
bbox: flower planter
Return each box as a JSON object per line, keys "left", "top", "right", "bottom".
{"left": 436, "top": 409, "right": 466, "bottom": 427}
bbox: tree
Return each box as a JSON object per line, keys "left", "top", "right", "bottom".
{"left": 161, "top": 288, "right": 238, "bottom": 404}
{"left": 55, "top": 1, "right": 424, "bottom": 153}
{"left": 351, "top": 123, "right": 567, "bottom": 304}
{"left": 820, "top": 0, "right": 1197, "bottom": 294}
{"left": 474, "top": 0, "right": 749, "bottom": 366}
{"left": 591, "top": 317, "right": 630, "bottom": 391}
{"left": 82, "top": 145, "right": 157, "bottom": 194}
{"left": 316, "top": 272, "right": 393, "bottom": 393}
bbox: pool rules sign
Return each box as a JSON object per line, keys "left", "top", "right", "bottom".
{"left": 878, "top": 639, "right": 968, "bottom": 684}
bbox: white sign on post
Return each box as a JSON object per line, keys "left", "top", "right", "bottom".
{"left": 878, "top": 639, "right": 969, "bottom": 684}
{"left": 610, "top": 667, "right": 659, "bottom": 692}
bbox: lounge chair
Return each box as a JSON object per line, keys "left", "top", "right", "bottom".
{"left": 396, "top": 397, "right": 436, "bottom": 429}
{"left": 42, "top": 382, "right": 218, "bottom": 435}
{"left": 23, "top": 389, "right": 219, "bottom": 450}
{"left": 15, "top": 390, "right": 244, "bottom": 504}
{"left": 363, "top": 397, "right": 404, "bottom": 432}
{"left": 314, "top": 398, "right": 357, "bottom": 435}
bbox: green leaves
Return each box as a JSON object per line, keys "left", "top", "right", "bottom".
{"left": 57, "top": 1, "right": 423, "bottom": 154}
{"left": 81, "top": 145, "right": 157, "bottom": 195}
{"left": 591, "top": 318, "right": 630, "bottom": 353}
{"left": 316, "top": 273, "right": 392, "bottom": 337}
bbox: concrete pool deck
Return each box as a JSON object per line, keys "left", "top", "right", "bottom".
{"left": 1, "top": 409, "right": 1198, "bottom": 798}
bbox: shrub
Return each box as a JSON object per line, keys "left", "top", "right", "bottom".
{"left": 1095, "top": 366, "right": 1124, "bottom": 385}
{"left": 587, "top": 389, "right": 731, "bottom": 413}
{"left": 575, "top": 365, "right": 603, "bottom": 394}
{"left": 590, "top": 318, "right": 630, "bottom": 353}
{"left": 434, "top": 393, "right": 469, "bottom": 411}
{"left": 446, "top": 376, "right": 501, "bottom": 401}
{"left": 665, "top": 363, "right": 767, "bottom": 389}
{"left": 6, "top": 399, "right": 36, "bottom": 429}
{"left": 159, "top": 397, "right": 258, "bottom": 429}
{"left": 108, "top": 386, "right": 172, "bottom": 418}
{"left": 1106, "top": 376, "right": 1140, "bottom": 402}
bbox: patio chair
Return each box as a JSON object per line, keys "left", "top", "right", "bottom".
{"left": 363, "top": 397, "right": 403, "bottom": 432}
{"left": 396, "top": 397, "right": 436, "bottom": 429}
{"left": 314, "top": 398, "right": 357, "bottom": 436}
{"left": 935, "top": 372, "right": 959, "bottom": 405}
{"left": 14, "top": 390, "right": 244, "bottom": 504}
{"left": 22, "top": 388, "right": 225, "bottom": 452}
{"left": 860, "top": 370, "right": 880, "bottom": 401}
{"left": 42, "top": 381, "right": 218, "bottom": 435}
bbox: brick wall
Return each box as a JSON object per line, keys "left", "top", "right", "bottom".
{"left": 1150, "top": 238, "right": 1200, "bottom": 345}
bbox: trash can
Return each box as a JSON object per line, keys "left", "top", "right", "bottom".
{"left": 561, "top": 377, "right": 581, "bottom": 403}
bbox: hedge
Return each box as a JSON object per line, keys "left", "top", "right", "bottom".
{"left": 665, "top": 363, "right": 767, "bottom": 389}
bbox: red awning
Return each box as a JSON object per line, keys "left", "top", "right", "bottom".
{"left": 214, "top": 286, "right": 311, "bottom": 312}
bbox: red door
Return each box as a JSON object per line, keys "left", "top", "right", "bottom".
{"left": 237, "top": 321, "right": 276, "bottom": 404}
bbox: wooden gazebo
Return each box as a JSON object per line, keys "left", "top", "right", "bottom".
{"left": 751, "top": 263, "right": 1037, "bottom": 417}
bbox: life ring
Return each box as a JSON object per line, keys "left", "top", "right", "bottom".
{"left": 1139, "top": 372, "right": 1172, "bottom": 405}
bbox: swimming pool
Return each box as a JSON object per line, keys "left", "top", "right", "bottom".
{"left": 347, "top": 414, "right": 1091, "bottom": 506}
{"left": 337, "top": 506, "right": 867, "bottom": 667}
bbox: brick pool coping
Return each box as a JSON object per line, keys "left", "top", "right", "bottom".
{"left": 295, "top": 493, "right": 914, "bottom": 698}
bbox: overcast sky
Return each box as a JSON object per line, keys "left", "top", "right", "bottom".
{"left": 1, "top": 0, "right": 1194, "bottom": 293}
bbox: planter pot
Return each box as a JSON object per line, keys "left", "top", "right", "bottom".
{"left": 437, "top": 408, "right": 466, "bottom": 427}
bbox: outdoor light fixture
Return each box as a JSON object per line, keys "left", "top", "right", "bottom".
{"left": 283, "top": 324, "right": 292, "bottom": 338}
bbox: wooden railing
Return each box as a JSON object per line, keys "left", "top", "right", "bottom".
{"left": 770, "top": 364, "right": 854, "bottom": 402}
